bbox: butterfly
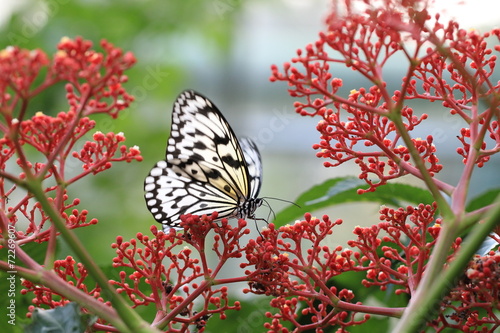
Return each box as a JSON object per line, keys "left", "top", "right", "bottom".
{"left": 144, "top": 90, "right": 263, "bottom": 230}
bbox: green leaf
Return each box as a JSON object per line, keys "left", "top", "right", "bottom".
{"left": 205, "top": 296, "right": 276, "bottom": 332}
{"left": 273, "top": 176, "right": 434, "bottom": 226}
{"left": 20, "top": 242, "right": 48, "bottom": 265}
{"left": 24, "top": 303, "right": 96, "bottom": 333}
{"left": 348, "top": 317, "right": 391, "bottom": 333}
{"left": 466, "top": 188, "right": 500, "bottom": 212}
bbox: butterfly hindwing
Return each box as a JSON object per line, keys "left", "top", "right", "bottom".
{"left": 144, "top": 90, "right": 263, "bottom": 229}
{"left": 239, "top": 137, "right": 262, "bottom": 199}
{"left": 144, "top": 161, "right": 242, "bottom": 228}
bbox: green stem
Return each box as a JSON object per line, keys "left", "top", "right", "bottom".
{"left": 5, "top": 262, "right": 125, "bottom": 327}
{"left": 393, "top": 196, "right": 500, "bottom": 332}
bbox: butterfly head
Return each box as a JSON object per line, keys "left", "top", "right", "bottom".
{"left": 237, "top": 197, "right": 263, "bottom": 220}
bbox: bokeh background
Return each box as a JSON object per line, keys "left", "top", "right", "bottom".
{"left": 1, "top": 0, "right": 499, "bottom": 331}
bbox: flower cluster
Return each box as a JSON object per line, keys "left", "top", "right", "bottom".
{"left": 21, "top": 255, "right": 108, "bottom": 309}
{"left": 347, "top": 204, "right": 458, "bottom": 294}
{"left": 14, "top": 193, "right": 97, "bottom": 244}
{"left": 0, "top": 37, "right": 142, "bottom": 331}
{"left": 54, "top": 37, "right": 136, "bottom": 117}
{"left": 108, "top": 214, "right": 374, "bottom": 331}
{"left": 73, "top": 131, "right": 141, "bottom": 175}
{"left": 270, "top": 0, "right": 499, "bottom": 193}
{"left": 242, "top": 215, "right": 373, "bottom": 331}
{"left": 107, "top": 204, "right": 493, "bottom": 332}
{"left": 110, "top": 215, "right": 244, "bottom": 332}
{"left": 19, "top": 111, "right": 96, "bottom": 156}
{"left": 0, "top": 47, "right": 49, "bottom": 102}
{"left": 432, "top": 251, "right": 500, "bottom": 331}
{"left": 0, "top": 37, "right": 141, "bottom": 244}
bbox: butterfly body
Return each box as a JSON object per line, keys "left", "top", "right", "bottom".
{"left": 144, "top": 90, "right": 263, "bottom": 230}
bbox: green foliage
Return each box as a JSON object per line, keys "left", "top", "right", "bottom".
{"left": 205, "top": 297, "right": 276, "bottom": 333}
{"left": 1, "top": 0, "right": 240, "bottom": 51}
{"left": 273, "top": 176, "right": 435, "bottom": 226}
{"left": 466, "top": 188, "right": 500, "bottom": 212}
{"left": 24, "top": 303, "right": 96, "bottom": 333}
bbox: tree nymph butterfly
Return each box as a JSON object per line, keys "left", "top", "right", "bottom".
{"left": 144, "top": 90, "right": 263, "bottom": 231}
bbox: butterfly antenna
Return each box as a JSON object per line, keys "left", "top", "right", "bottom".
{"left": 261, "top": 198, "right": 276, "bottom": 221}
{"left": 260, "top": 197, "right": 301, "bottom": 223}
{"left": 262, "top": 196, "right": 301, "bottom": 208}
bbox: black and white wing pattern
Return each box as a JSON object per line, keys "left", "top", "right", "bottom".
{"left": 144, "top": 90, "right": 263, "bottom": 230}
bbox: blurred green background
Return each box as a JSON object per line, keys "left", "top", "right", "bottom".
{"left": 1, "top": 0, "right": 499, "bottom": 331}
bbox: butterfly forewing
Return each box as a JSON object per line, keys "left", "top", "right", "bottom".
{"left": 144, "top": 90, "right": 263, "bottom": 229}
{"left": 169, "top": 93, "right": 250, "bottom": 198}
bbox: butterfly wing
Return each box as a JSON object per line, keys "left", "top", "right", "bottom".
{"left": 144, "top": 160, "right": 244, "bottom": 228}
{"left": 144, "top": 90, "right": 262, "bottom": 229}
{"left": 239, "top": 137, "right": 262, "bottom": 200}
